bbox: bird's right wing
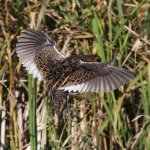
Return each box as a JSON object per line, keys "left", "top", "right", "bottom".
{"left": 59, "top": 61, "right": 134, "bottom": 92}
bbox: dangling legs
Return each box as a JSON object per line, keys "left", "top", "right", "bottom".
{"left": 51, "top": 90, "right": 69, "bottom": 116}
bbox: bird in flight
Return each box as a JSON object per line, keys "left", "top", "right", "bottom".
{"left": 16, "top": 28, "right": 134, "bottom": 114}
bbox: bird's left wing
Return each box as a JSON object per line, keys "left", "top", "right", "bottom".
{"left": 16, "top": 28, "right": 65, "bottom": 81}
{"left": 16, "top": 29, "right": 49, "bottom": 81}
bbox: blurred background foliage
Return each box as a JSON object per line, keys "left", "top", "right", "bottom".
{"left": 0, "top": 0, "right": 150, "bottom": 150}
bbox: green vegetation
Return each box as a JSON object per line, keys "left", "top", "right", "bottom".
{"left": 0, "top": 0, "right": 149, "bottom": 149}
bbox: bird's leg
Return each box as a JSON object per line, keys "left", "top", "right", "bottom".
{"left": 51, "top": 90, "right": 69, "bottom": 116}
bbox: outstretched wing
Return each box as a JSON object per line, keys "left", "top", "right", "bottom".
{"left": 16, "top": 28, "right": 65, "bottom": 81}
{"left": 59, "top": 61, "right": 134, "bottom": 92}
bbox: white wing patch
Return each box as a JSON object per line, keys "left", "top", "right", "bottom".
{"left": 20, "top": 58, "right": 43, "bottom": 81}
{"left": 60, "top": 77, "right": 102, "bottom": 93}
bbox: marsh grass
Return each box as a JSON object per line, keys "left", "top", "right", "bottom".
{"left": 0, "top": 0, "right": 150, "bottom": 149}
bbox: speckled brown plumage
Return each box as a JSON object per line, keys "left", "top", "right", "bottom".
{"left": 16, "top": 28, "right": 134, "bottom": 115}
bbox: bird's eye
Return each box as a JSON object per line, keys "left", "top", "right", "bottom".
{"left": 47, "top": 39, "right": 55, "bottom": 46}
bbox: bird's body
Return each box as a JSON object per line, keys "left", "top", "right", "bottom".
{"left": 35, "top": 54, "right": 99, "bottom": 90}
{"left": 16, "top": 28, "right": 134, "bottom": 114}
